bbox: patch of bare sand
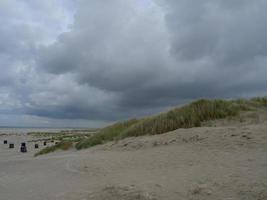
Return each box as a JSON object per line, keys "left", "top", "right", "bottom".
{"left": 1, "top": 116, "right": 267, "bottom": 200}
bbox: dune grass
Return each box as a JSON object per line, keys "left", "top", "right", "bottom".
{"left": 251, "top": 97, "right": 267, "bottom": 106}
{"left": 34, "top": 141, "right": 73, "bottom": 157}
{"left": 75, "top": 119, "right": 140, "bottom": 150}
{"left": 75, "top": 97, "right": 267, "bottom": 150}
{"left": 118, "top": 99, "right": 241, "bottom": 139}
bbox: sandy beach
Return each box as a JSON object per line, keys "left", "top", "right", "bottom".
{"left": 1, "top": 0, "right": 267, "bottom": 198}
{"left": 1, "top": 119, "right": 267, "bottom": 200}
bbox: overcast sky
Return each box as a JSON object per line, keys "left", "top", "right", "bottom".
{"left": 0, "top": 0, "right": 267, "bottom": 127}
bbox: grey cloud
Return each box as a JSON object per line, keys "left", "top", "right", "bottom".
{"left": 162, "top": 0, "right": 267, "bottom": 65}
{"left": 33, "top": 0, "right": 267, "bottom": 122}
{"left": 0, "top": 0, "right": 79, "bottom": 126}
{"left": 38, "top": 0, "right": 168, "bottom": 91}
{"left": 1, "top": 0, "right": 267, "bottom": 126}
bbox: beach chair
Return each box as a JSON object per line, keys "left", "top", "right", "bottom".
{"left": 20, "top": 146, "right": 27, "bottom": 153}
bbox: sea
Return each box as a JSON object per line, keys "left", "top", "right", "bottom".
{"left": 0, "top": 127, "right": 76, "bottom": 135}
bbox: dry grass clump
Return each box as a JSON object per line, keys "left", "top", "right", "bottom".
{"left": 34, "top": 141, "right": 73, "bottom": 157}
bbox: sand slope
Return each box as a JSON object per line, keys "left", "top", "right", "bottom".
{"left": 1, "top": 119, "right": 267, "bottom": 199}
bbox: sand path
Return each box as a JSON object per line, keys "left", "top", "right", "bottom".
{"left": 1, "top": 123, "right": 267, "bottom": 200}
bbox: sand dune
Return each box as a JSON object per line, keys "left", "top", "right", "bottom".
{"left": 1, "top": 119, "right": 267, "bottom": 200}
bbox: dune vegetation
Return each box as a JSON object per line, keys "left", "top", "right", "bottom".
{"left": 75, "top": 97, "right": 267, "bottom": 150}
{"left": 75, "top": 119, "right": 140, "bottom": 150}
{"left": 34, "top": 141, "right": 73, "bottom": 157}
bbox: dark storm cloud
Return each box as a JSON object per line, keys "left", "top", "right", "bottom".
{"left": 1, "top": 0, "right": 267, "bottom": 126}
{"left": 33, "top": 0, "right": 267, "bottom": 120}
{"left": 163, "top": 0, "right": 267, "bottom": 65}
{"left": 38, "top": 0, "right": 168, "bottom": 91}
{"left": 0, "top": 0, "right": 79, "bottom": 126}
